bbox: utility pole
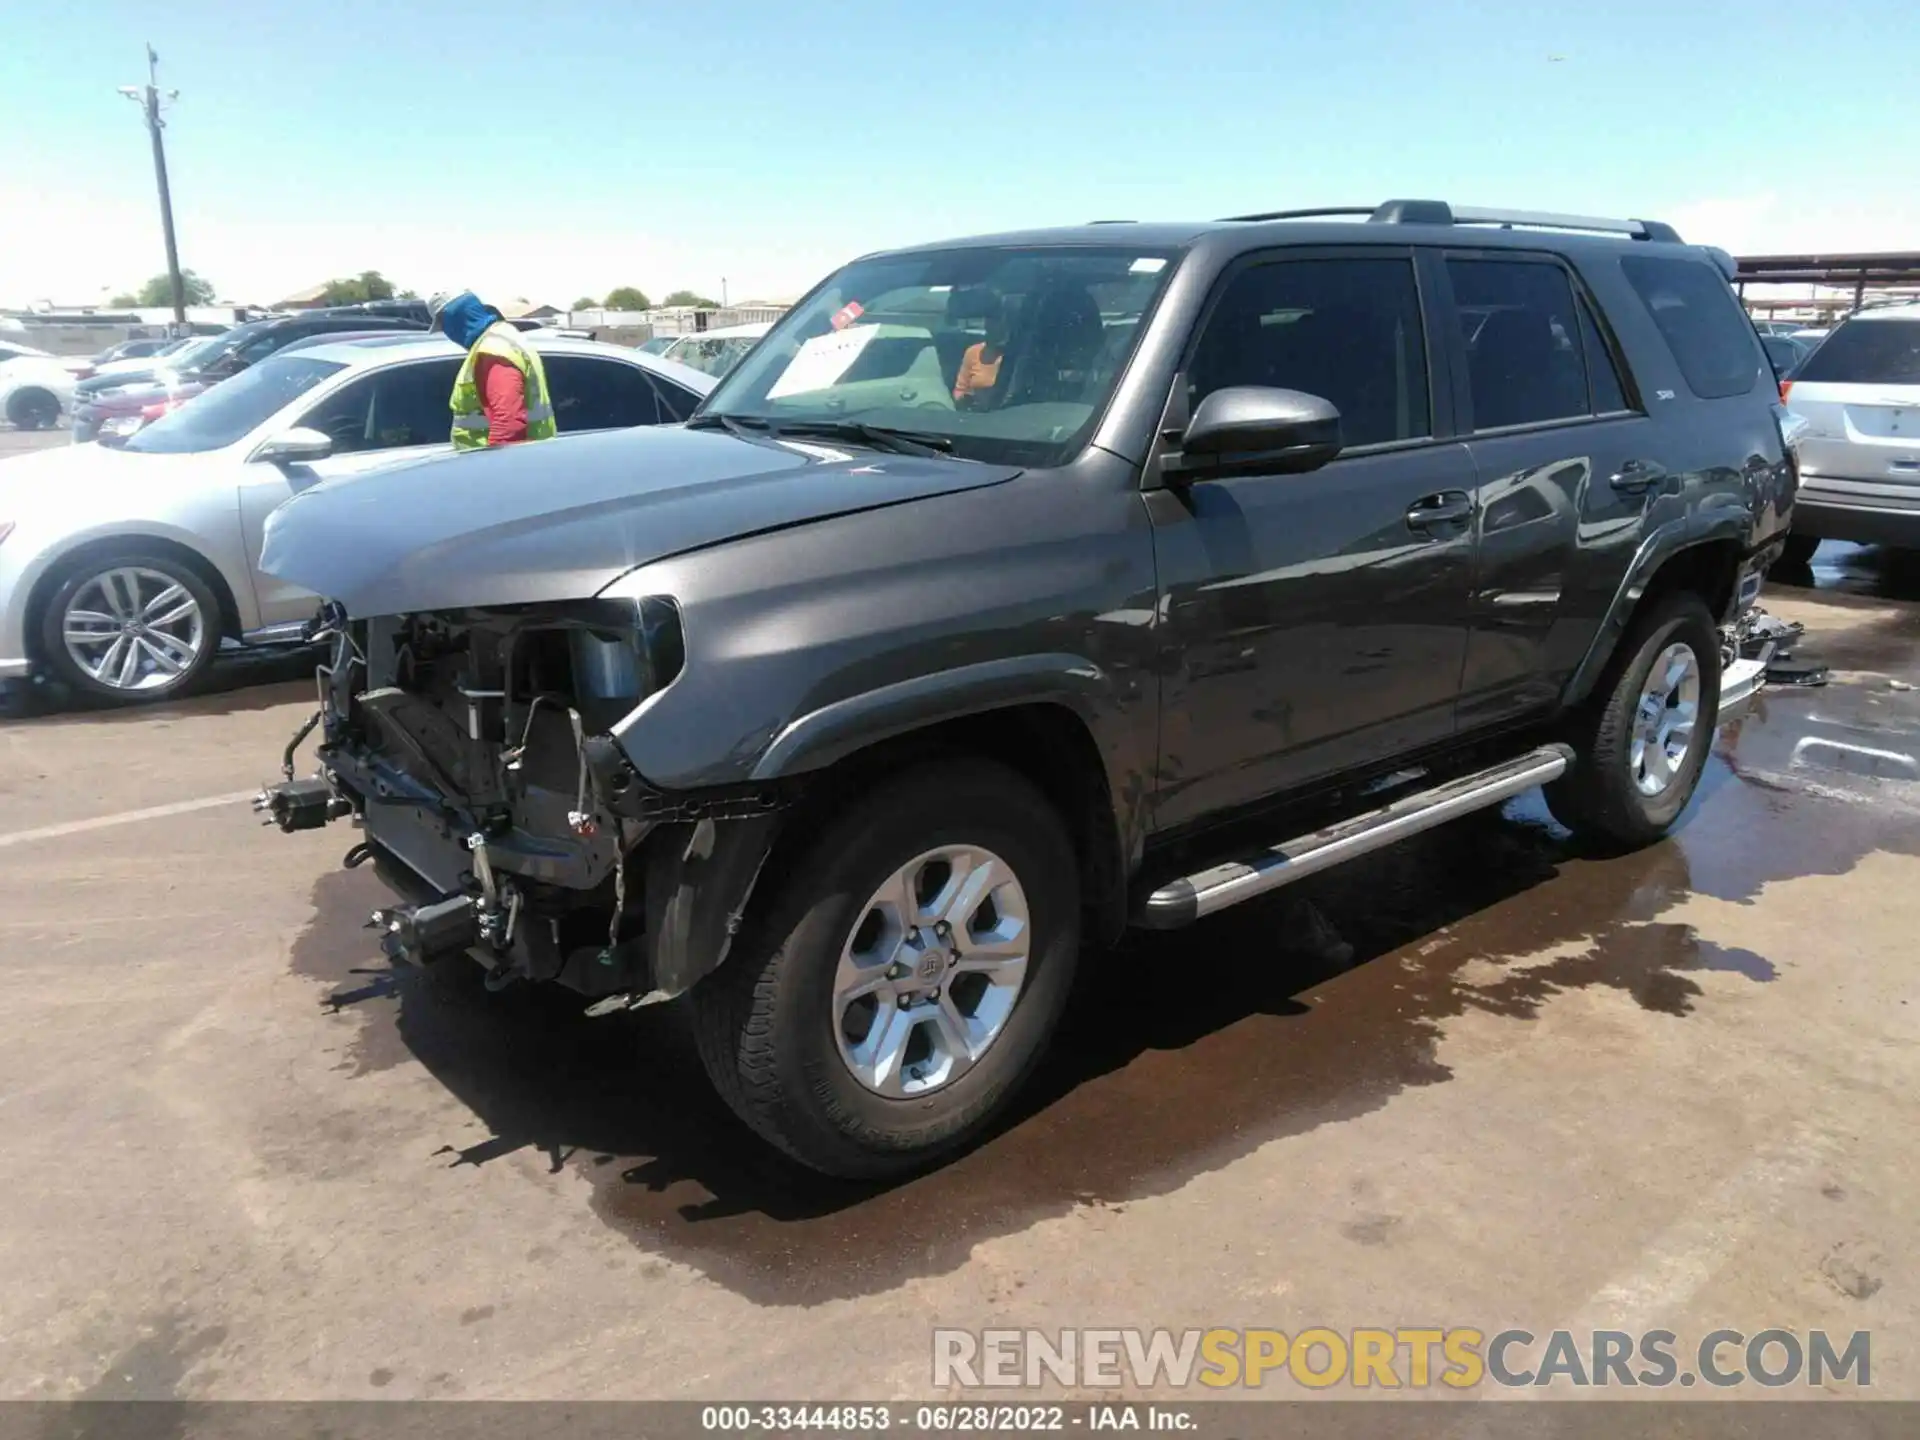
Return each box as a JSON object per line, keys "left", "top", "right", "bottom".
{"left": 721, "top": 276, "right": 728, "bottom": 307}
{"left": 119, "top": 45, "right": 186, "bottom": 329}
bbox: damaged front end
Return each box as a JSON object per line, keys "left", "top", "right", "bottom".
{"left": 256, "top": 598, "right": 787, "bottom": 1008}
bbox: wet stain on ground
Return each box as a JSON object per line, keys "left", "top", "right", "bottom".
{"left": 0, "top": 656, "right": 318, "bottom": 725}
{"left": 285, "top": 654, "right": 1920, "bottom": 1308}
{"left": 74, "top": 1310, "right": 228, "bottom": 1401}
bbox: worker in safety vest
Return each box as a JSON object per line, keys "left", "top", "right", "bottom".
{"left": 425, "top": 290, "right": 558, "bottom": 449}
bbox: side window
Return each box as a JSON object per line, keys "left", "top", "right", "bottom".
{"left": 1448, "top": 258, "right": 1590, "bottom": 430}
{"left": 1619, "top": 254, "right": 1762, "bottom": 399}
{"left": 1578, "top": 297, "right": 1629, "bottom": 413}
{"left": 297, "top": 376, "right": 378, "bottom": 452}
{"left": 367, "top": 359, "right": 461, "bottom": 447}
{"left": 544, "top": 356, "right": 665, "bottom": 431}
{"left": 297, "top": 360, "right": 460, "bottom": 453}
{"left": 651, "top": 379, "right": 701, "bottom": 422}
{"left": 1187, "top": 257, "right": 1430, "bottom": 448}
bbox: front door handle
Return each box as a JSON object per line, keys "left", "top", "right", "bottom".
{"left": 1611, "top": 459, "right": 1669, "bottom": 493}
{"left": 1406, "top": 491, "right": 1474, "bottom": 531}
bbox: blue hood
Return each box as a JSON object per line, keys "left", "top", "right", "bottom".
{"left": 438, "top": 292, "right": 498, "bottom": 349}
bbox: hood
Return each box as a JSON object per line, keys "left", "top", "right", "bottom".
{"left": 260, "top": 425, "right": 1020, "bottom": 616}
{"left": 0, "top": 433, "right": 210, "bottom": 521}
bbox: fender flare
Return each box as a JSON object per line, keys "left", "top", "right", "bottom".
{"left": 747, "top": 652, "right": 1114, "bottom": 782}
{"left": 1563, "top": 509, "right": 1750, "bottom": 708}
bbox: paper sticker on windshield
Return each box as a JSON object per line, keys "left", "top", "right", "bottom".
{"left": 829, "top": 300, "right": 865, "bottom": 331}
{"left": 766, "top": 325, "right": 881, "bottom": 399}
{"left": 1129, "top": 257, "right": 1167, "bottom": 274}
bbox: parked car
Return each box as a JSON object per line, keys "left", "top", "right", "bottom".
{"left": 1750, "top": 319, "right": 1805, "bottom": 338}
{"left": 0, "top": 335, "right": 712, "bottom": 701}
{"left": 1778, "top": 301, "right": 1920, "bottom": 564}
{"left": 0, "top": 356, "right": 80, "bottom": 430}
{"left": 661, "top": 321, "right": 775, "bottom": 378}
{"left": 71, "top": 312, "right": 425, "bottom": 443}
{"left": 252, "top": 199, "right": 1789, "bottom": 1179}
{"left": 1761, "top": 333, "right": 1813, "bottom": 380}
{"left": 0, "top": 339, "right": 54, "bottom": 367}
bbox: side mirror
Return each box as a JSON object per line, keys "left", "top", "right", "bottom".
{"left": 1173, "top": 386, "right": 1343, "bottom": 477}
{"left": 253, "top": 427, "right": 334, "bottom": 464}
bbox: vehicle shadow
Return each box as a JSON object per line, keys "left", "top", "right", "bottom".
{"left": 290, "top": 773, "right": 1800, "bottom": 1307}
{"left": 0, "top": 647, "right": 319, "bottom": 724}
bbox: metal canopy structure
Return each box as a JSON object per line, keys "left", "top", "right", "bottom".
{"left": 1734, "top": 251, "right": 1920, "bottom": 315}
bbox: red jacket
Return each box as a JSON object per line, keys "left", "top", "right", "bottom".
{"left": 473, "top": 353, "right": 530, "bottom": 445}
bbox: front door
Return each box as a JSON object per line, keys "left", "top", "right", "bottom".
{"left": 239, "top": 358, "right": 460, "bottom": 627}
{"left": 1151, "top": 250, "right": 1477, "bottom": 831}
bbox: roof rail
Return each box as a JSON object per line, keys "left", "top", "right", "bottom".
{"left": 1217, "top": 206, "right": 1376, "bottom": 223}
{"left": 1220, "top": 199, "right": 1683, "bottom": 243}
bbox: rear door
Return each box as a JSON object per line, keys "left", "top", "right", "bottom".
{"left": 1151, "top": 248, "right": 1479, "bottom": 827}
{"left": 1785, "top": 313, "right": 1920, "bottom": 489}
{"left": 543, "top": 354, "right": 700, "bottom": 431}
{"left": 1439, "top": 251, "right": 1646, "bottom": 727}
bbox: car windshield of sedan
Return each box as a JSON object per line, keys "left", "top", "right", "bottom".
{"left": 123, "top": 355, "right": 347, "bottom": 454}
{"left": 698, "top": 245, "right": 1179, "bottom": 466}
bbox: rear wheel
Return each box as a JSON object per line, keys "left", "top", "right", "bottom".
{"left": 1545, "top": 592, "right": 1721, "bottom": 851}
{"left": 6, "top": 387, "right": 60, "bottom": 431}
{"left": 38, "top": 551, "right": 221, "bottom": 704}
{"left": 689, "top": 758, "right": 1080, "bottom": 1178}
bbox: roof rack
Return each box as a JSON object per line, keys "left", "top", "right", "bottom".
{"left": 1219, "top": 199, "right": 1682, "bottom": 244}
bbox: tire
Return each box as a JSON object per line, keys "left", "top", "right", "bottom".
{"left": 7, "top": 387, "right": 60, "bottom": 431}
{"left": 1545, "top": 591, "right": 1721, "bottom": 851}
{"left": 1776, "top": 533, "right": 1820, "bottom": 569}
{"left": 689, "top": 757, "right": 1081, "bottom": 1179}
{"left": 38, "top": 550, "right": 223, "bottom": 704}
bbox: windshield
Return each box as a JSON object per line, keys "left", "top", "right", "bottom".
{"left": 1794, "top": 316, "right": 1920, "bottom": 386}
{"left": 700, "top": 244, "right": 1179, "bottom": 465}
{"left": 161, "top": 335, "right": 229, "bottom": 372}
{"left": 124, "top": 355, "right": 346, "bottom": 453}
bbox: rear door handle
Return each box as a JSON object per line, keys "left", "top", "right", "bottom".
{"left": 1611, "top": 459, "right": 1668, "bottom": 493}
{"left": 1406, "top": 491, "right": 1474, "bottom": 531}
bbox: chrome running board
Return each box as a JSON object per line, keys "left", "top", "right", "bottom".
{"left": 1137, "top": 744, "right": 1573, "bottom": 929}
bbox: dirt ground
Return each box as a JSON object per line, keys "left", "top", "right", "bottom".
{"left": 0, "top": 536, "right": 1915, "bottom": 1405}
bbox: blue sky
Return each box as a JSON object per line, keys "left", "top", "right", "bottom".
{"left": 2, "top": 0, "right": 1915, "bottom": 308}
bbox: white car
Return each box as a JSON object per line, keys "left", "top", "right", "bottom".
{"left": 661, "top": 321, "right": 774, "bottom": 378}
{"left": 0, "top": 355, "right": 80, "bottom": 431}
{"left": 1781, "top": 302, "right": 1920, "bottom": 563}
{"left": 0, "top": 334, "right": 713, "bottom": 702}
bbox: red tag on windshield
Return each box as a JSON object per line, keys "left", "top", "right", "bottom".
{"left": 829, "top": 300, "right": 865, "bottom": 331}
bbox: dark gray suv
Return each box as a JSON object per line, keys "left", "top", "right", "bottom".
{"left": 256, "top": 200, "right": 1795, "bottom": 1177}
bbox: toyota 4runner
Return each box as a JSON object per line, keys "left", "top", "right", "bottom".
{"left": 255, "top": 200, "right": 1794, "bottom": 1178}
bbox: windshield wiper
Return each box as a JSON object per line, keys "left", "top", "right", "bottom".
{"left": 686, "top": 413, "right": 956, "bottom": 458}
{"left": 762, "top": 420, "right": 954, "bottom": 457}
{"left": 684, "top": 412, "right": 771, "bottom": 441}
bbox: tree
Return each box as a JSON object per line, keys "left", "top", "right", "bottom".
{"left": 319, "top": 270, "right": 396, "bottom": 305}
{"left": 571, "top": 296, "right": 599, "bottom": 311}
{"left": 603, "top": 285, "right": 651, "bottom": 311}
{"left": 661, "top": 289, "right": 719, "bottom": 309}
{"left": 133, "top": 270, "right": 215, "bottom": 306}
{"left": 109, "top": 293, "right": 139, "bottom": 308}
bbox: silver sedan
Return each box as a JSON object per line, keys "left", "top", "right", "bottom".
{"left": 0, "top": 334, "right": 712, "bottom": 703}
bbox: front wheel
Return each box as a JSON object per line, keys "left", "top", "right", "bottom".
{"left": 38, "top": 551, "right": 222, "bottom": 703}
{"left": 6, "top": 387, "right": 60, "bottom": 431}
{"left": 1545, "top": 591, "right": 1721, "bottom": 851}
{"left": 689, "top": 758, "right": 1081, "bottom": 1178}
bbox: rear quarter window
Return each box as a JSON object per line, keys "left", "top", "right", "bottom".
{"left": 1793, "top": 316, "right": 1920, "bottom": 385}
{"left": 1620, "top": 254, "right": 1763, "bottom": 400}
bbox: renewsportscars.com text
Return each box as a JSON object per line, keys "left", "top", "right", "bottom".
{"left": 932, "top": 1327, "right": 1870, "bottom": 1390}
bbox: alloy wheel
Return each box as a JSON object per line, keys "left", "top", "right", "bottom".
{"left": 832, "top": 845, "right": 1032, "bottom": 1098}
{"left": 61, "top": 566, "right": 207, "bottom": 692}
{"left": 1630, "top": 641, "right": 1701, "bottom": 797}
